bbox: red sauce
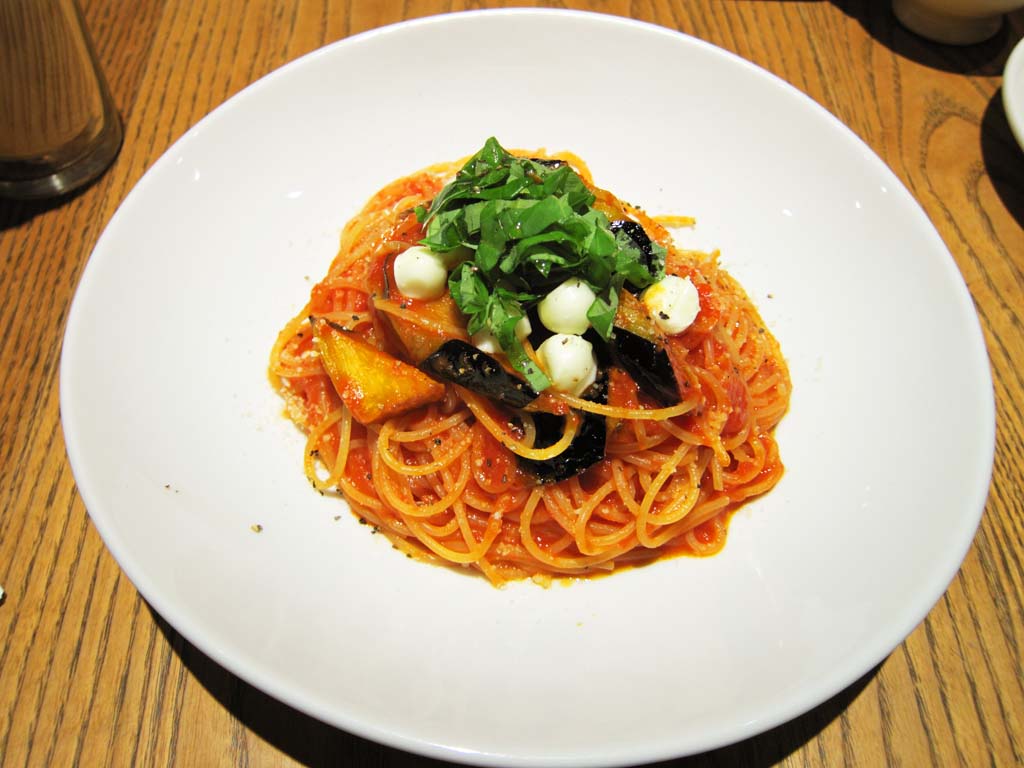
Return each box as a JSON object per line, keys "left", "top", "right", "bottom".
{"left": 471, "top": 424, "right": 526, "bottom": 493}
{"left": 345, "top": 448, "right": 375, "bottom": 497}
{"left": 692, "top": 518, "right": 719, "bottom": 546}
{"left": 722, "top": 372, "right": 748, "bottom": 435}
{"left": 607, "top": 367, "right": 641, "bottom": 409}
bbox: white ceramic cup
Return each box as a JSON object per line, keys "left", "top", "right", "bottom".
{"left": 893, "top": 0, "right": 1024, "bottom": 44}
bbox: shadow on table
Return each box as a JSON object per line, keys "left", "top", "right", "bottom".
{"left": 152, "top": 608, "right": 880, "bottom": 768}
{"left": 981, "top": 90, "right": 1024, "bottom": 230}
{"left": 0, "top": 184, "right": 93, "bottom": 233}
{"left": 827, "top": 2, "right": 1022, "bottom": 75}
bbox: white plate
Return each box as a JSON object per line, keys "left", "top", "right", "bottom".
{"left": 61, "top": 10, "right": 995, "bottom": 766}
{"left": 1004, "top": 35, "right": 1024, "bottom": 149}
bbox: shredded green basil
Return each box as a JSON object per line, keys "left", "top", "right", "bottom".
{"left": 416, "top": 137, "right": 664, "bottom": 391}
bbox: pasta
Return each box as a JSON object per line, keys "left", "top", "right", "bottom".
{"left": 269, "top": 142, "right": 790, "bottom": 585}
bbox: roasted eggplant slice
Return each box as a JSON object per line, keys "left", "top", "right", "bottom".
{"left": 523, "top": 411, "right": 606, "bottom": 484}
{"left": 613, "top": 289, "right": 659, "bottom": 344}
{"left": 313, "top": 318, "right": 446, "bottom": 425}
{"left": 422, "top": 340, "right": 609, "bottom": 483}
{"left": 610, "top": 290, "right": 679, "bottom": 405}
{"left": 610, "top": 328, "right": 679, "bottom": 406}
{"left": 374, "top": 294, "right": 466, "bottom": 364}
{"left": 520, "top": 373, "right": 607, "bottom": 484}
{"left": 420, "top": 339, "right": 537, "bottom": 409}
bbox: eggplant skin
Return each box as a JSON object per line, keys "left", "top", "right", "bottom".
{"left": 523, "top": 410, "right": 606, "bottom": 484}
{"left": 529, "top": 157, "right": 566, "bottom": 169}
{"left": 420, "top": 340, "right": 537, "bottom": 409}
{"left": 421, "top": 339, "right": 608, "bottom": 483}
{"left": 519, "top": 372, "right": 608, "bottom": 484}
{"left": 610, "top": 328, "right": 679, "bottom": 406}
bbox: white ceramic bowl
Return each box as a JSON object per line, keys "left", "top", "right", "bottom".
{"left": 60, "top": 10, "right": 995, "bottom": 766}
{"left": 893, "top": 0, "right": 1024, "bottom": 44}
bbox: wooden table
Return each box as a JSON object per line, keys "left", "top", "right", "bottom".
{"left": 2, "top": 1, "right": 1021, "bottom": 765}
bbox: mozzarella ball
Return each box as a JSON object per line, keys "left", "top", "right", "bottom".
{"left": 470, "top": 315, "right": 533, "bottom": 355}
{"left": 537, "top": 278, "right": 596, "bottom": 334}
{"left": 393, "top": 246, "right": 449, "bottom": 300}
{"left": 642, "top": 274, "right": 700, "bottom": 335}
{"left": 537, "top": 334, "right": 598, "bottom": 396}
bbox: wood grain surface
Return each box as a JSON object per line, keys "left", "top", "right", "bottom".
{"left": 1, "top": 1, "right": 1022, "bottom": 766}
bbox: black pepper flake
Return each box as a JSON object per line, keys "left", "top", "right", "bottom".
{"left": 758, "top": 327, "right": 765, "bottom": 334}
{"left": 358, "top": 517, "right": 368, "bottom": 525}
{"left": 433, "top": 438, "right": 442, "bottom": 446}
{"left": 351, "top": 314, "right": 359, "bottom": 321}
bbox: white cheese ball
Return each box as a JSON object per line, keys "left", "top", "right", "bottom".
{"left": 470, "top": 315, "right": 533, "bottom": 355}
{"left": 537, "top": 278, "right": 596, "bottom": 334}
{"left": 537, "top": 334, "right": 598, "bottom": 396}
{"left": 642, "top": 274, "right": 700, "bottom": 335}
{"left": 393, "top": 245, "right": 449, "bottom": 300}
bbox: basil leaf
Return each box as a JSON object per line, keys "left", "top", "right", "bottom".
{"left": 648, "top": 241, "right": 667, "bottom": 283}
{"left": 449, "top": 263, "right": 489, "bottom": 317}
{"left": 516, "top": 196, "right": 571, "bottom": 238}
{"left": 587, "top": 289, "right": 619, "bottom": 340}
{"left": 421, "top": 137, "right": 667, "bottom": 393}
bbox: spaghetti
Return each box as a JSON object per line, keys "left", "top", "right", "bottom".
{"left": 269, "top": 143, "right": 790, "bottom": 585}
